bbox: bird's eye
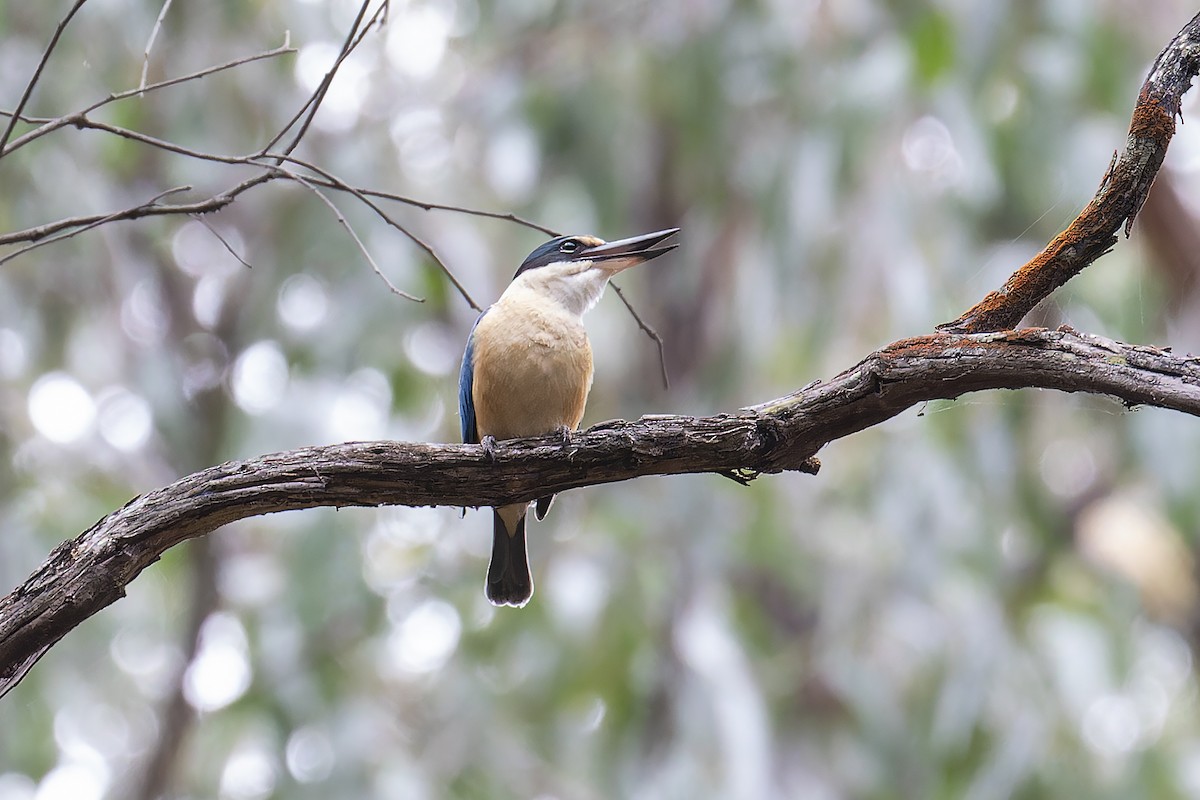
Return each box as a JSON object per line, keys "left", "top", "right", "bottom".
{"left": 559, "top": 240, "right": 580, "bottom": 253}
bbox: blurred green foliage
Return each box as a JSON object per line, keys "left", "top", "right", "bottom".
{"left": 3, "top": 1, "right": 1200, "bottom": 798}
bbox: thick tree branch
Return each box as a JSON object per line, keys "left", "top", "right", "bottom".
{"left": 4, "top": 11, "right": 1200, "bottom": 703}
{"left": 3, "top": 328, "right": 1200, "bottom": 696}
{"left": 939, "top": 11, "right": 1200, "bottom": 333}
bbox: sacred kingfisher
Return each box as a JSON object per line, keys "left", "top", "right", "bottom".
{"left": 459, "top": 227, "right": 680, "bottom": 607}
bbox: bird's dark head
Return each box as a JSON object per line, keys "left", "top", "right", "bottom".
{"left": 513, "top": 228, "right": 680, "bottom": 280}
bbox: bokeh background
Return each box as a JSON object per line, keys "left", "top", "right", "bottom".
{"left": 4, "top": 0, "right": 1200, "bottom": 798}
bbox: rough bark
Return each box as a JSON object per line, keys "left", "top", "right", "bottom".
{"left": 4, "top": 328, "right": 1200, "bottom": 695}
{"left": 3, "top": 11, "right": 1200, "bottom": 699}
{"left": 938, "top": 13, "right": 1200, "bottom": 333}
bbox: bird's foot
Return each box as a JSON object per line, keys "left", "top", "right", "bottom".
{"left": 481, "top": 435, "right": 499, "bottom": 462}
{"left": 552, "top": 425, "right": 573, "bottom": 447}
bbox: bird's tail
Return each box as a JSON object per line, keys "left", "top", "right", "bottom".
{"left": 487, "top": 507, "right": 533, "bottom": 607}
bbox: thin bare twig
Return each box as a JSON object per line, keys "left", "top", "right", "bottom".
{"left": 0, "top": 110, "right": 46, "bottom": 124}
{"left": 270, "top": 154, "right": 477, "bottom": 309}
{"left": 0, "top": 106, "right": 472, "bottom": 307}
{"left": 0, "top": 1, "right": 538, "bottom": 311}
{"left": 3, "top": 112, "right": 558, "bottom": 238}
{"left": 262, "top": 0, "right": 387, "bottom": 160}
{"left": 611, "top": 281, "right": 670, "bottom": 390}
{"left": 0, "top": 0, "right": 89, "bottom": 156}
{"left": 0, "top": 186, "right": 191, "bottom": 267}
{"left": 2, "top": 40, "right": 295, "bottom": 157}
{"left": 139, "top": 0, "right": 176, "bottom": 94}
{"left": 0, "top": 174, "right": 273, "bottom": 247}
{"left": 0, "top": 118, "right": 488, "bottom": 308}
{"left": 190, "top": 215, "right": 252, "bottom": 269}
{"left": 399, "top": 197, "right": 558, "bottom": 236}
{"left": 35, "top": 115, "right": 247, "bottom": 163}
{"left": 285, "top": 169, "right": 423, "bottom": 302}
{"left": 0, "top": 101, "right": 655, "bottom": 321}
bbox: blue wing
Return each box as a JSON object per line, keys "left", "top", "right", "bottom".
{"left": 459, "top": 311, "right": 485, "bottom": 444}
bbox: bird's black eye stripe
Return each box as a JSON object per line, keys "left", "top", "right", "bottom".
{"left": 559, "top": 239, "right": 580, "bottom": 253}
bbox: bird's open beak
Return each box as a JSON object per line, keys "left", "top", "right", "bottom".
{"left": 580, "top": 227, "right": 680, "bottom": 273}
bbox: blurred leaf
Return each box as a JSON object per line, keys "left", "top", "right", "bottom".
{"left": 909, "top": 9, "right": 957, "bottom": 88}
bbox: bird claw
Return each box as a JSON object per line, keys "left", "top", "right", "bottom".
{"left": 553, "top": 425, "right": 572, "bottom": 446}
{"left": 481, "top": 435, "right": 499, "bottom": 462}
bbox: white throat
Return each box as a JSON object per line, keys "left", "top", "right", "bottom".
{"left": 505, "top": 261, "right": 611, "bottom": 318}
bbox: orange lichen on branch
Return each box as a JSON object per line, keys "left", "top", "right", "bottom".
{"left": 880, "top": 329, "right": 1049, "bottom": 361}
{"left": 943, "top": 217, "right": 1115, "bottom": 334}
{"left": 1131, "top": 94, "right": 1178, "bottom": 140}
{"left": 939, "top": 12, "right": 1200, "bottom": 335}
